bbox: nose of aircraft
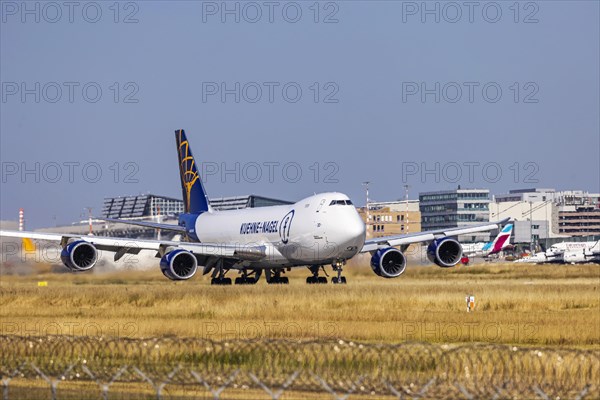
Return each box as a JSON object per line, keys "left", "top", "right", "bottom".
{"left": 351, "top": 216, "right": 366, "bottom": 242}
{"left": 336, "top": 210, "right": 366, "bottom": 249}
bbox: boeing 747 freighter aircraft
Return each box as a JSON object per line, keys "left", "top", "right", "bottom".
{"left": 0, "top": 130, "right": 509, "bottom": 284}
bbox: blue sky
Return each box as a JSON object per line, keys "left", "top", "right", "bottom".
{"left": 1, "top": 1, "right": 599, "bottom": 228}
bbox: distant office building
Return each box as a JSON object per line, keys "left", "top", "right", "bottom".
{"left": 357, "top": 200, "right": 421, "bottom": 238}
{"left": 558, "top": 206, "right": 600, "bottom": 237}
{"left": 102, "top": 194, "right": 184, "bottom": 219}
{"left": 419, "top": 188, "right": 490, "bottom": 242}
{"left": 495, "top": 188, "right": 557, "bottom": 203}
{"left": 489, "top": 200, "right": 560, "bottom": 242}
{"left": 495, "top": 188, "right": 599, "bottom": 208}
{"left": 492, "top": 188, "right": 600, "bottom": 239}
{"left": 555, "top": 191, "right": 600, "bottom": 208}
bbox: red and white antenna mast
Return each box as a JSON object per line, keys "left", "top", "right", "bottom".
{"left": 19, "top": 208, "right": 24, "bottom": 231}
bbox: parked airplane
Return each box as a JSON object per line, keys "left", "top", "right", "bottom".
{"left": 513, "top": 252, "right": 547, "bottom": 263}
{"left": 0, "top": 130, "right": 508, "bottom": 284}
{"left": 460, "top": 223, "right": 513, "bottom": 264}
{"left": 515, "top": 240, "right": 600, "bottom": 264}
{"left": 546, "top": 241, "right": 598, "bottom": 258}
{"left": 562, "top": 241, "right": 600, "bottom": 264}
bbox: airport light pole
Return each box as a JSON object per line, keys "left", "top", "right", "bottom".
{"left": 18, "top": 208, "right": 24, "bottom": 231}
{"left": 529, "top": 201, "right": 534, "bottom": 253}
{"left": 156, "top": 204, "right": 162, "bottom": 241}
{"left": 404, "top": 184, "right": 410, "bottom": 234}
{"left": 362, "top": 181, "right": 370, "bottom": 236}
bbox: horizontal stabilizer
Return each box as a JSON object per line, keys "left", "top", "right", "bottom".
{"left": 22, "top": 237, "right": 36, "bottom": 252}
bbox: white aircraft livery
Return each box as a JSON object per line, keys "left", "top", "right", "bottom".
{"left": 0, "top": 130, "right": 509, "bottom": 284}
{"left": 515, "top": 242, "right": 600, "bottom": 265}
{"left": 549, "top": 241, "right": 600, "bottom": 264}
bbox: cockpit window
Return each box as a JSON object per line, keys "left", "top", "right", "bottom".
{"left": 329, "top": 200, "right": 353, "bottom": 206}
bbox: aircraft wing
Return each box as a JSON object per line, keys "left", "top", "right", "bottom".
{"left": 0, "top": 230, "right": 266, "bottom": 261}
{"left": 360, "top": 218, "right": 510, "bottom": 252}
{"left": 99, "top": 218, "right": 187, "bottom": 233}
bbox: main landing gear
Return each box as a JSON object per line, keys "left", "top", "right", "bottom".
{"left": 266, "top": 268, "right": 289, "bottom": 284}
{"left": 210, "top": 260, "right": 232, "bottom": 285}
{"left": 211, "top": 268, "right": 262, "bottom": 285}
{"left": 306, "top": 261, "right": 347, "bottom": 284}
{"left": 306, "top": 265, "right": 328, "bottom": 284}
{"left": 211, "top": 276, "right": 232, "bottom": 285}
{"left": 234, "top": 269, "right": 262, "bottom": 285}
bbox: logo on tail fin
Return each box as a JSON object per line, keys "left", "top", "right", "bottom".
{"left": 491, "top": 224, "right": 513, "bottom": 253}
{"left": 175, "top": 130, "right": 211, "bottom": 214}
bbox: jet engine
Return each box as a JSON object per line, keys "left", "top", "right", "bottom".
{"left": 60, "top": 240, "right": 98, "bottom": 271}
{"left": 370, "top": 247, "right": 407, "bottom": 278}
{"left": 427, "top": 238, "right": 463, "bottom": 267}
{"left": 160, "top": 249, "right": 198, "bottom": 280}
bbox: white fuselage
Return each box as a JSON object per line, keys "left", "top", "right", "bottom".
{"left": 546, "top": 241, "right": 599, "bottom": 263}
{"left": 192, "top": 192, "right": 366, "bottom": 268}
{"left": 562, "top": 244, "right": 600, "bottom": 264}
{"left": 461, "top": 242, "right": 487, "bottom": 257}
{"left": 514, "top": 252, "right": 548, "bottom": 263}
{"left": 546, "top": 241, "right": 596, "bottom": 256}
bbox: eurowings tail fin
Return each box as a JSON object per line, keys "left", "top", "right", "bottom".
{"left": 489, "top": 223, "right": 513, "bottom": 254}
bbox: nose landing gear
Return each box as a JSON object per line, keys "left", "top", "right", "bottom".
{"left": 331, "top": 259, "right": 347, "bottom": 284}
{"left": 305, "top": 261, "right": 347, "bottom": 284}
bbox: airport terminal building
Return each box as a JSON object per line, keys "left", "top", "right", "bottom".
{"left": 491, "top": 188, "right": 600, "bottom": 249}
{"left": 419, "top": 188, "right": 491, "bottom": 242}
{"left": 102, "top": 194, "right": 184, "bottom": 219}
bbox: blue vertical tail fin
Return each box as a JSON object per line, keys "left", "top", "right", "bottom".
{"left": 175, "top": 129, "right": 211, "bottom": 214}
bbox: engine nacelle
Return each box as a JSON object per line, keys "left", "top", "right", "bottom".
{"left": 370, "top": 247, "right": 407, "bottom": 278}
{"left": 60, "top": 240, "right": 98, "bottom": 271}
{"left": 160, "top": 249, "right": 198, "bottom": 280}
{"left": 427, "top": 237, "right": 463, "bottom": 268}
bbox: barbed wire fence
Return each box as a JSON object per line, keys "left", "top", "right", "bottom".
{"left": 1, "top": 335, "right": 598, "bottom": 399}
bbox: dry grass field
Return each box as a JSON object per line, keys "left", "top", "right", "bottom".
{"left": 1, "top": 261, "right": 599, "bottom": 347}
